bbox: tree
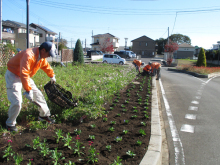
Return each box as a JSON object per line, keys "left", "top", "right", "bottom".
{"left": 155, "top": 38, "right": 167, "bottom": 54}
{"left": 100, "top": 38, "right": 114, "bottom": 53}
{"left": 74, "top": 39, "right": 84, "bottom": 64}
{"left": 58, "top": 39, "right": 68, "bottom": 51}
{"left": 169, "top": 34, "right": 191, "bottom": 45}
{"left": 164, "top": 40, "right": 179, "bottom": 65}
{"left": 196, "top": 48, "right": 206, "bottom": 67}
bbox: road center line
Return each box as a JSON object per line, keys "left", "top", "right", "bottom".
{"left": 159, "top": 79, "right": 185, "bottom": 165}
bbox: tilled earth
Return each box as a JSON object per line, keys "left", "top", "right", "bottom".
{"left": 0, "top": 73, "right": 152, "bottom": 165}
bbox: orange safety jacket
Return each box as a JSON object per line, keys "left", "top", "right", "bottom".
{"left": 133, "top": 60, "right": 142, "bottom": 67}
{"left": 143, "top": 65, "right": 151, "bottom": 72}
{"left": 7, "top": 47, "right": 54, "bottom": 92}
{"left": 151, "top": 62, "right": 161, "bottom": 73}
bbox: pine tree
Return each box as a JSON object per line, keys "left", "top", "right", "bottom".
{"left": 74, "top": 39, "right": 84, "bottom": 64}
{"left": 196, "top": 48, "right": 206, "bottom": 67}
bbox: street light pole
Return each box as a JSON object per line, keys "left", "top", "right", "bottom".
{"left": 26, "top": 0, "right": 30, "bottom": 48}
{"left": 124, "top": 38, "right": 128, "bottom": 50}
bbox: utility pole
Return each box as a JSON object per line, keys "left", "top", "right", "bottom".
{"left": 0, "top": 0, "right": 2, "bottom": 42}
{"left": 85, "top": 39, "right": 86, "bottom": 53}
{"left": 168, "top": 27, "right": 169, "bottom": 45}
{"left": 26, "top": 0, "right": 30, "bottom": 48}
{"left": 71, "top": 38, "right": 72, "bottom": 48}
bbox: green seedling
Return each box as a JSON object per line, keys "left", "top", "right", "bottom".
{"left": 106, "top": 145, "right": 111, "bottom": 151}
{"left": 139, "top": 129, "right": 146, "bottom": 136}
{"left": 103, "top": 118, "right": 108, "bottom": 122}
{"left": 110, "top": 121, "right": 116, "bottom": 125}
{"left": 114, "top": 136, "right": 122, "bottom": 142}
{"left": 74, "top": 129, "right": 82, "bottom": 135}
{"left": 108, "top": 127, "right": 115, "bottom": 132}
{"left": 89, "top": 135, "right": 95, "bottom": 140}
{"left": 55, "top": 129, "right": 64, "bottom": 143}
{"left": 123, "top": 130, "right": 129, "bottom": 134}
{"left": 126, "top": 150, "right": 136, "bottom": 157}
{"left": 90, "top": 124, "right": 96, "bottom": 128}
{"left": 136, "top": 139, "right": 142, "bottom": 146}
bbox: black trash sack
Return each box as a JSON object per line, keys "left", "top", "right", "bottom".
{"left": 44, "top": 81, "right": 78, "bottom": 108}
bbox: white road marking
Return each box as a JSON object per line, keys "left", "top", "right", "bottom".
{"left": 191, "top": 100, "right": 199, "bottom": 104}
{"left": 159, "top": 79, "right": 185, "bottom": 165}
{"left": 185, "top": 114, "right": 197, "bottom": 120}
{"left": 180, "top": 124, "right": 195, "bottom": 133}
{"left": 195, "top": 96, "right": 201, "bottom": 99}
{"left": 188, "top": 106, "right": 198, "bottom": 111}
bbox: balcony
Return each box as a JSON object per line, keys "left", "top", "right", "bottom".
{"left": 113, "top": 42, "right": 119, "bottom": 48}
{"left": 46, "top": 36, "right": 56, "bottom": 42}
{"left": 2, "top": 32, "right": 16, "bottom": 40}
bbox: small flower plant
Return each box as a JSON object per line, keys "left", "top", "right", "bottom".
{"left": 131, "top": 115, "right": 137, "bottom": 119}
{"left": 108, "top": 127, "right": 115, "bottom": 132}
{"left": 114, "top": 136, "right": 122, "bottom": 142}
{"left": 103, "top": 117, "right": 108, "bottom": 122}
{"left": 74, "top": 129, "right": 82, "bottom": 135}
{"left": 39, "top": 139, "right": 50, "bottom": 157}
{"left": 124, "top": 120, "right": 129, "bottom": 124}
{"left": 13, "top": 153, "right": 23, "bottom": 165}
{"left": 126, "top": 150, "right": 136, "bottom": 158}
{"left": 116, "top": 113, "right": 121, "bottom": 117}
{"left": 90, "top": 124, "right": 96, "bottom": 129}
{"left": 136, "top": 139, "right": 142, "bottom": 146}
{"left": 3, "top": 140, "right": 14, "bottom": 161}
{"left": 87, "top": 141, "right": 99, "bottom": 164}
{"left": 110, "top": 121, "right": 116, "bottom": 125}
{"left": 122, "top": 109, "right": 127, "bottom": 112}
{"left": 89, "top": 135, "right": 95, "bottom": 140}
{"left": 63, "top": 132, "right": 73, "bottom": 149}
{"left": 72, "top": 135, "right": 85, "bottom": 157}
{"left": 125, "top": 100, "right": 129, "bottom": 104}
{"left": 110, "top": 156, "right": 122, "bottom": 165}
{"left": 123, "top": 130, "right": 129, "bottom": 134}
{"left": 121, "top": 104, "right": 125, "bottom": 108}
{"left": 50, "top": 147, "right": 65, "bottom": 165}
{"left": 139, "top": 129, "right": 146, "bottom": 136}
{"left": 141, "top": 121, "right": 146, "bottom": 126}
{"left": 106, "top": 145, "right": 111, "bottom": 152}
{"left": 55, "top": 129, "right": 64, "bottom": 143}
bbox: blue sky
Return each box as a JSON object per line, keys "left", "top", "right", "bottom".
{"left": 3, "top": 0, "right": 220, "bottom": 49}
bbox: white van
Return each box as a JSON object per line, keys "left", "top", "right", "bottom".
{"left": 120, "top": 50, "right": 136, "bottom": 58}
{"left": 103, "top": 54, "right": 126, "bottom": 65}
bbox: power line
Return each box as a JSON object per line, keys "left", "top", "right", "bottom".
{"left": 171, "top": 12, "right": 178, "bottom": 35}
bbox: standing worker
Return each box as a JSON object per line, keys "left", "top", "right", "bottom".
{"left": 142, "top": 63, "right": 151, "bottom": 76}
{"left": 132, "top": 59, "right": 142, "bottom": 73}
{"left": 5, "top": 42, "right": 57, "bottom": 132}
{"left": 149, "top": 62, "right": 161, "bottom": 80}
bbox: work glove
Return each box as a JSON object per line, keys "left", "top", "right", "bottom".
{"left": 23, "top": 90, "right": 33, "bottom": 101}
{"left": 50, "top": 75, "right": 56, "bottom": 84}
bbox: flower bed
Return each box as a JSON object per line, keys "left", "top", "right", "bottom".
{"left": 0, "top": 74, "right": 152, "bottom": 165}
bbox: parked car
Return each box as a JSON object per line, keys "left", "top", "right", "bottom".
{"left": 87, "top": 50, "right": 101, "bottom": 58}
{"left": 120, "top": 50, "right": 136, "bottom": 58}
{"left": 103, "top": 54, "right": 126, "bottom": 65}
{"left": 114, "top": 51, "right": 131, "bottom": 59}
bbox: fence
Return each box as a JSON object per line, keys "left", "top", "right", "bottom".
{"left": 61, "top": 49, "right": 74, "bottom": 66}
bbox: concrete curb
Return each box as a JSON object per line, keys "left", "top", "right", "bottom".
{"left": 167, "top": 68, "right": 220, "bottom": 78}
{"left": 140, "top": 77, "right": 162, "bottom": 165}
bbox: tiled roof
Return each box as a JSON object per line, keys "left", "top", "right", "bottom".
{"left": 179, "top": 43, "right": 194, "bottom": 48}
{"left": 92, "top": 33, "right": 119, "bottom": 39}
{"left": 3, "top": 20, "right": 36, "bottom": 31}
{"left": 30, "top": 23, "right": 57, "bottom": 35}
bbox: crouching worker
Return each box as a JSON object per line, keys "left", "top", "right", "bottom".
{"left": 132, "top": 59, "right": 142, "bottom": 73}
{"left": 142, "top": 64, "right": 151, "bottom": 76}
{"left": 149, "top": 62, "right": 161, "bottom": 80}
{"left": 5, "top": 42, "right": 57, "bottom": 132}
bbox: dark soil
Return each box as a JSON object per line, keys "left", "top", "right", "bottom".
{"left": 0, "top": 74, "right": 152, "bottom": 165}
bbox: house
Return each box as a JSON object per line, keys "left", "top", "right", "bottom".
{"left": 30, "top": 23, "right": 57, "bottom": 44}
{"left": 2, "top": 20, "right": 40, "bottom": 50}
{"left": 173, "top": 43, "right": 195, "bottom": 59}
{"left": 212, "top": 41, "right": 220, "bottom": 50}
{"left": 91, "top": 33, "right": 119, "bottom": 51}
{"left": 131, "top": 35, "right": 156, "bottom": 57}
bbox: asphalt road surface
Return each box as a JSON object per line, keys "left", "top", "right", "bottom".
{"left": 159, "top": 67, "right": 220, "bottom": 165}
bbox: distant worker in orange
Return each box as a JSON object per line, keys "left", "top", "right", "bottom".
{"left": 132, "top": 59, "right": 142, "bottom": 73}
{"left": 142, "top": 64, "right": 151, "bottom": 76}
{"left": 149, "top": 62, "right": 161, "bottom": 80}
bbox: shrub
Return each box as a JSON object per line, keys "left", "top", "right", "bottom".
{"left": 74, "top": 39, "right": 84, "bottom": 64}
{"left": 196, "top": 48, "right": 206, "bottom": 67}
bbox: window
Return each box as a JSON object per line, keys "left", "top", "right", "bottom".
{"left": 39, "top": 33, "right": 43, "bottom": 37}
{"left": 146, "top": 43, "right": 148, "bottom": 46}
{"left": 139, "top": 42, "right": 141, "bottom": 46}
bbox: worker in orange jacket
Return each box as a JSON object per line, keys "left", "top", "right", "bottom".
{"left": 5, "top": 42, "right": 57, "bottom": 132}
{"left": 149, "top": 62, "right": 161, "bottom": 80}
{"left": 132, "top": 59, "right": 142, "bottom": 73}
{"left": 142, "top": 64, "right": 151, "bottom": 76}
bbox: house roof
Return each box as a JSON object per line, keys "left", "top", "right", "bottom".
{"left": 179, "top": 43, "right": 194, "bottom": 48}
{"left": 131, "top": 35, "right": 155, "bottom": 42}
{"left": 30, "top": 23, "right": 57, "bottom": 35}
{"left": 92, "top": 33, "right": 119, "bottom": 39}
{"left": 3, "top": 20, "right": 37, "bottom": 31}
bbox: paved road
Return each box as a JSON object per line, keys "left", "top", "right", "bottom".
{"left": 159, "top": 67, "right": 220, "bottom": 165}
